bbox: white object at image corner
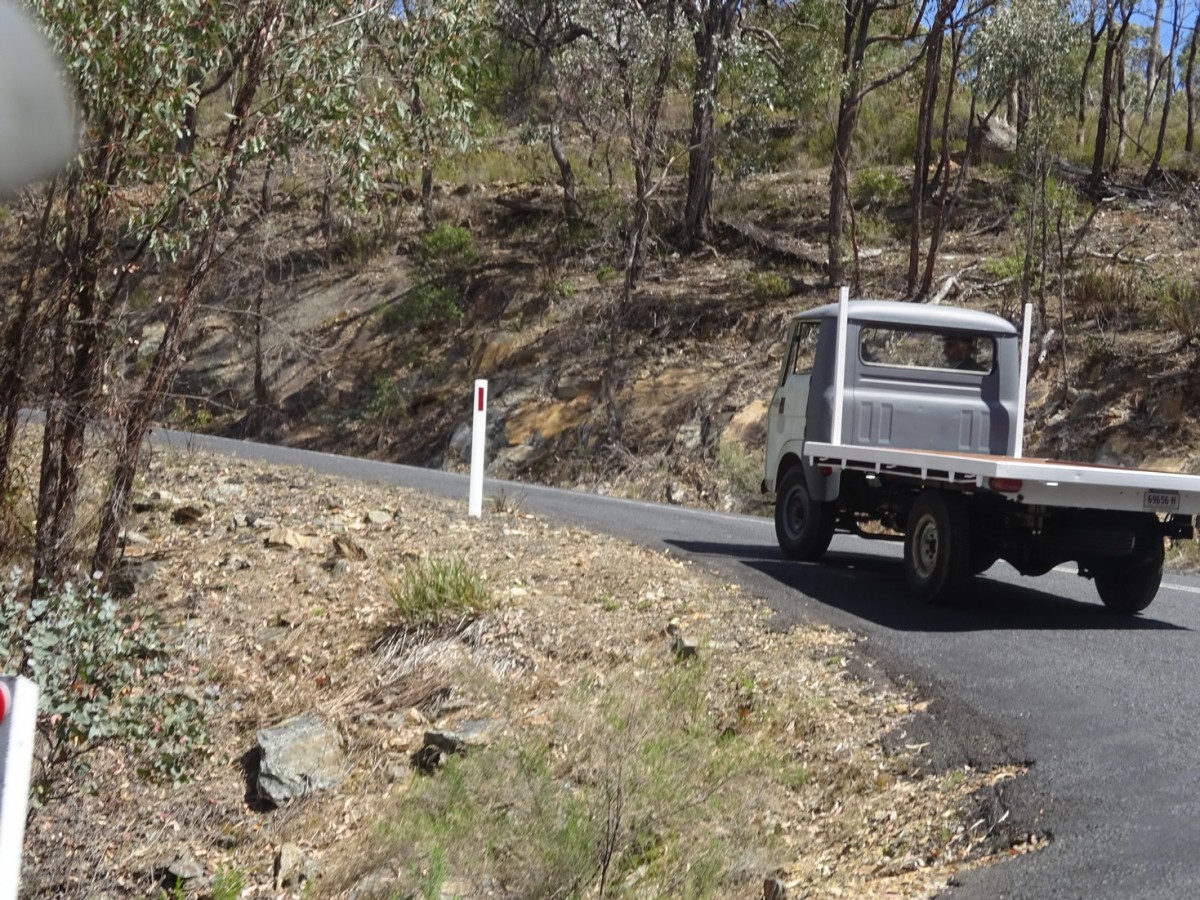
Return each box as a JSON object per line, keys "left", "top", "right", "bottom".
{"left": 0, "top": 1, "right": 77, "bottom": 194}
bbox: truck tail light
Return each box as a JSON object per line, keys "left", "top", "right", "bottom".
{"left": 989, "top": 477, "right": 1023, "bottom": 493}
{"left": 819, "top": 466, "right": 834, "bottom": 477}
{"left": 0, "top": 680, "right": 8, "bottom": 723}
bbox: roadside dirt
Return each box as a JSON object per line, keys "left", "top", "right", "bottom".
{"left": 11, "top": 438, "right": 1042, "bottom": 898}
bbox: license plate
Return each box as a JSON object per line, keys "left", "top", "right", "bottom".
{"left": 1144, "top": 490, "right": 1180, "bottom": 512}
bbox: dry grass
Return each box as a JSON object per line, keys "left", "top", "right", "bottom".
{"left": 2, "top": 438, "right": 1037, "bottom": 898}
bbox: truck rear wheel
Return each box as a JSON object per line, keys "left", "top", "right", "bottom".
{"left": 904, "top": 490, "right": 972, "bottom": 604}
{"left": 1093, "top": 533, "right": 1164, "bottom": 614}
{"left": 775, "top": 466, "right": 836, "bottom": 561}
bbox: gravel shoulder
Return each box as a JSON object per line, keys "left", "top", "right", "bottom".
{"left": 10, "top": 441, "right": 1044, "bottom": 898}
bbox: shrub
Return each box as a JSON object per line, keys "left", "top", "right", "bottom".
{"left": 852, "top": 167, "right": 907, "bottom": 208}
{"left": 748, "top": 270, "right": 790, "bottom": 303}
{"left": 1161, "top": 280, "right": 1200, "bottom": 343}
{"left": 1070, "top": 267, "right": 1141, "bottom": 324}
{"left": 380, "top": 284, "right": 465, "bottom": 332}
{"left": 362, "top": 375, "right": 408, "bottom": 424}
{"left": 390, "top": 558, "right": 492, "bottom": 629}
{"left": 413, "top": 224, "right": 480, "bottom": 282}
{"left": 383, "top": 224, "right": 480, "bottom": 333}
{"left": 0, "top": 570, "right": 210, "bottom": 799}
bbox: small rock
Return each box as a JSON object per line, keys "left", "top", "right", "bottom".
{"left": 763, "top": 876, "right": 788, "bottom": 900}
{"left": 332, "top": 535, "right": 368, "bottom": 560}
{"left": 132, "top": 490, "right": 177, "bottom": 512}
{"left": 160, "top": 851, "right": 204, "bottom": 890}
{"left": 265, "top": 527, "right": 322, "bottom": 551}
{"left": 256, "top": 713, "right": 348, "bottom": 805}
{"left": 172, "top": 503, "right": 207, "bottom": 524}
{"left": 222, "top": 554, "right": 252, "bottom": 571}
{"left": 365, "top": 509, "right": 392, "bottom": 525}
{"left": 204, "top": 482, "right": 246, "bottom": 504}
{"left": 671, "top": 634, "right": 699, "bottom": 660}
{"left": 274, "top": 842, "right": 315, "bottom": 890}
{"left": 119, "top": 529, "right": 152, "bottom": 546}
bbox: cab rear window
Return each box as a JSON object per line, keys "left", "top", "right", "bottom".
{"left": 859, "top": 327, "right": 993, "bottom": 374}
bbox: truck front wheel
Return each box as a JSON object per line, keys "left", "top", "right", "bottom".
{"left": 1093, "top": 533, "right": 1164, "bottom": 614}
{"left": 904, "top": 490, "right": 972, "bottom": 604}
{"left": 775, "top": 466, "right": 836, "bottom": 561}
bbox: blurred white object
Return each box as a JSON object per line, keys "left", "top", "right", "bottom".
{"left": 0, "top": 0, "right": 76, "bottom": 193}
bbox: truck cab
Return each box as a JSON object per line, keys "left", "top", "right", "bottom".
{"left": 765, "top": 301, "right": 1021, "bottom": 497}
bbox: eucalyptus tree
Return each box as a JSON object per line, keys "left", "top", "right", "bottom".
{"left": 973, "top": 0, "right": 1082, "bottom": 330}
{"left": 555, "top": 0, "right": 683, "bottom": 440}
{"left": 679, "top": 0, "right": 742, "bottom": 250}
{"left": 826, "top": 0, "right": 928, "bottom": 288}
{"left": 1089, "top": 0, "right": 1136, "bottom": 186}
{"left": 908, "top": 0, "right": 995, "bottom": 298}
{"left": 1185, "top": 14, "right": 1200, "bottom": 152}
{"left": 494, "top": 0, "right": 592, "bottom": 228}
{"left": 1145, "top": 0, "right": 1183, "bottom": 183}
{"left": 5, "top": 0, "right": 484, "bottom": 590}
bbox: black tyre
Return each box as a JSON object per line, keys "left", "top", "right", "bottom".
{"left": 1093, "top": 532, "right": 1164, "bottom": 614}
{"left": 774, "top": 466, "right": 836, "bottom": 561}
{"left": 904, "top": 490, "right": 972, "bottom": 604}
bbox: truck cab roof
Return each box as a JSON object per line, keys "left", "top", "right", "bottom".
{"left": 795, "top": 300, "right": 1017, "bottom": 336}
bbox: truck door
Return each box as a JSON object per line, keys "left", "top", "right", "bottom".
{"left": 766, "top": 320, "right": 819, "bottom": 488}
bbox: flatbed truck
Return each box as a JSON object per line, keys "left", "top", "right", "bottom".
{"left": 763, "top": 294, "right": 1200, "bottom": 613}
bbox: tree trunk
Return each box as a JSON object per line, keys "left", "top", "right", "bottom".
{"left": 0, "top": 180, "right": 56, "bottom": 498}
{"left": 1090, "top": 3, "right": 1133, "bottom": 187}
{"left": 682, "top": 1, "right": 737, "bottom": 251}
{"left": 1113, "top": 35, "right": 1128, "bottom": 174}
{"left": 1140, "top": 0, "right": 1165, "bottom": 137}
{"left": 828, "top": 0, "right": 874, "bottom": 287}
{"left": 1185, "top": 13, "right": 1199, "bottom": 152}
{"left": 93, "top": 0, "right": 283, "bottom": 577}
{"left": 907, "top": 6, "right": 948, "bottom": 297}
{"left": 918, "top": 22, "right": 966, "bottom": 300}
{"left": 1077, "top": 7, "right": 1105, "bottom": 146}
{"left": 544, "top": 54, "right": 583, "bottom": 229}
{"left": 1146, "top": 0, "right": 1182, "bottom": 183}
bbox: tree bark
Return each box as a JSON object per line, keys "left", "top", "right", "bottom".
{"left": 0, "top": 180, "right": 56, "bottom": 499}
{"left": 828, "top": 0, "right": 874, "bottom": 287}
{"left": 1146, "top": 0, "right": 1182, "bottom": 183}
{"left": 1090, "top": 2, "right": 1134, "bottom": 187}
{"left": 907, "top": 5, "right": 949, "bottom": 297}
{"left": 93, "top": 1, "right": 283, "bottom": 577}
{"left": 681, "top": 1, "right": 739, "bottom": 251}
{"left": 1186, "top": 20, "right": 1199, "bottom": 153}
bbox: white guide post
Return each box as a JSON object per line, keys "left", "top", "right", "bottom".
{"left": 830, "top": 286, "right": 850, "bottom": 446}
{"left": 0, "top": 676, "right": 38, "bottom": 900}
{"left": 469, "top": 379, "right": 488, "bottom": 518}
{"left": 1014, "top": 303, "right": 1032, "bottom": 459}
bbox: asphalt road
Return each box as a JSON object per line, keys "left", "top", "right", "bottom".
{"left": 155, "top": 428, "right": 1200, "bottom": 900}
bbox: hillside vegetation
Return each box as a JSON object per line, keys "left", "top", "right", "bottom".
{"left": 3, "top": 0, "right": 1200, "bottom": 896}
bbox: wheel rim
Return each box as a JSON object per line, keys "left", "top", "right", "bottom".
{"left": 912, "top": 512, "right": 940, "bottom": 579}
{"left": 784, "top": 486, "right": 809, "bottom": 540}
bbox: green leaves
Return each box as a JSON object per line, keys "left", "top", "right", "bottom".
{"left": 0, "top": 569, "right": 211, "bottom": 797}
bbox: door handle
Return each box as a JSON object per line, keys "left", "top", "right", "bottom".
{"left": 778, "top": 396, "right": 786, "bottom": 414}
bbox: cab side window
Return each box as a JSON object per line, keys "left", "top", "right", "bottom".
{"left": 789, "top": 322, "right": 819, "bottom": 377}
